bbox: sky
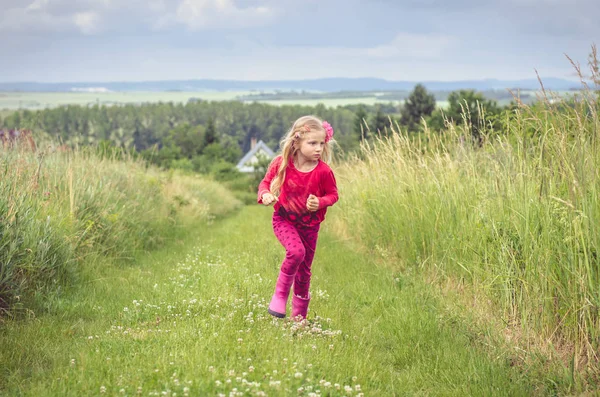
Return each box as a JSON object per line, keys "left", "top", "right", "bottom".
{"left": 0, "top": 0, "right": 598, "bottom": 83}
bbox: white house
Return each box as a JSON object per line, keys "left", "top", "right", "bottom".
{"left": 236, "top": 137, "right": 276, "bottom": 173}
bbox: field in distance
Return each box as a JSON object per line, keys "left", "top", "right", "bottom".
{"left": 0, "top": 90, "right": 463, "bottom": 111}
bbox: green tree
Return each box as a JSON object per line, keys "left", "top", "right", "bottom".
{"left": 155, "top": 145, "right": 182, "bottom": 168}
{"left": 371, "top": 106, "right": 389, "bottom": 136}
{"left": 4, "top": 111, "right": 21, "bottom": 128}
{"left": 202, "top": 142, "right": 225, "bottom": 161}
{"left": 400, "top": 84, "right": 436, "bottom": 132}
{"left": 166, "top": 123, "right": 205, "bottom": 158}
{"left": 354, "top": 105, "right": 369, "bottom": 141}
{"left": 444, "top": 90, "right": 502, "bottom": 141}
{"left": 218, "top": 135, "right": 243, "bottom": 163}
{"left": 203, "top": 117, "right": 218, "bottom": 147}
{"left": 2, "top": 99, "right": 360, "bottom": 164}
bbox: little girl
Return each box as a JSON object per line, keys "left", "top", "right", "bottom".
{"left": 258, "top": 115, "right": 339, "bottom": 320}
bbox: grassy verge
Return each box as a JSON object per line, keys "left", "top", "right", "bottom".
{"left": 0, "top": 148, "right": 241, "bottom": 316}
{"left": 1, "top": 206, "right": 541, "bottom": 396}
{"left": 329, "top": 74, "right": 600, "bottom": 388}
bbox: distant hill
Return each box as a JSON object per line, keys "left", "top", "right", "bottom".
{"left": 0, "top": 77, "right": 581, "bottom": 92}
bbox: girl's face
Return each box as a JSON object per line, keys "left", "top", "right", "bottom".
{"left": 295, "top": 130, "right": 326, "bottom": 162}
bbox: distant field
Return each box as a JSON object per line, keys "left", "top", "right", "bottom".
{"left": 1, "top": 90, "right": 560, "bottom": 113}
{"left": 0, "top": 91, "right": 248, "bottom": 110}
{"left": 0, "top": 91, "right": 416, "bottom": 111}
{"left": 259, "top": 96, "right": 403, "bottom": 107}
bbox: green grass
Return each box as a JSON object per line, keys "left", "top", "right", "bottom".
{"left": 0, "top": 109, "right": 13, "bottom": 119}
{"left": 0, "top": 206, "right": 541, "bottom": 396}
{"left": 331, "top": 84, "right": 600, "bottom": 387}
{"left": 0, "top": 148, "right": 242, "bottom": 315}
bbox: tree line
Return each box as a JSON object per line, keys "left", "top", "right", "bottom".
{"left": 352, "top": 84, "right": 512, "bottom": 142}
{"left": 0, "top": 87, "right": 524, "bottom": 173}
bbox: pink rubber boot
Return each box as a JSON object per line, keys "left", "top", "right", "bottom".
{"left": 291, "top": 294, "right": 310, "bottom": 321}
{"left": 268, "top": 271, "right": 295, "bottom": 318}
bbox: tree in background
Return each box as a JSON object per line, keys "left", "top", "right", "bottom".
{"left": 400, "top": 83, "right": 436, "bottom": 132}
{"left": 371, "top": 106, "right": 389, "bottom": 137}
{"left": 353, "top": 105, "right": 369, "bottom": 141}
{"left": 203, "top": 117, "right": 218, "bottom": 147}
{"left": 429, "top": 90, "right": 502, "bottom": 142}
{"left": 165, "top": 123, "right": 205, "bottom": 158}
{"left": 4, "top": 101, "right": 357, "bottom": 156}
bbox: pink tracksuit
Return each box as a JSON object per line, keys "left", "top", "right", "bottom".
{"left": 258, "top": 156, "right": 339, "bottom": 298}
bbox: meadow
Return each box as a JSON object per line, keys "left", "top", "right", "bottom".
{"left": 2, "top": 91, "right": 599, "bottom": 394}
{"left": 0, "top": 203, "right": 547, "bottom": 396}
{"left": 332, "top": 79, "right": 600, "bottom": 386}
{"left": 2, "top": 61, "right": 600, "bottom": 394}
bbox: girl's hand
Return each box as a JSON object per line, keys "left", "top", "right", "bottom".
{"left": 306, "top": 194, "right": 319, "bottom": 212}
{"left": 262, "top": 192, "right": 278, "bottom": 206}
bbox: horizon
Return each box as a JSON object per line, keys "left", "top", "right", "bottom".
{"left": 0, "top": 76, "right": 582, "bottom": 85}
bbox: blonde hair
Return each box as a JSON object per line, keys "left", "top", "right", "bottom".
{"left": 270, "top": 115, "right": 335, "bottom": 196}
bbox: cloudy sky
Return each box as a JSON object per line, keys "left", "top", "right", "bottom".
{"left": 1, "top": 0, "right": 598, "bottom": 83}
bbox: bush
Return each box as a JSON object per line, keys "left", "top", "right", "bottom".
{"left": 0, "top": 148, "right": 241, "bottom": 316}
{"left": 211, "top": 160, "right": 242, "bottom": 182}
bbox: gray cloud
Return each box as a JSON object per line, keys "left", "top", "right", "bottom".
{"left": 370, "top": 0, "right": 599, "bottom": 39}
{"left": 500, "top": 0, "right": 600, "bottom": 38}
{"left": 0, "top": 0, "right": 597, "bottom": 82}
{"left": 0, "top": 0, "right": 285, "bottom": 34}
{"left": 3, "top": 0, "right": 599, "bottom": 40}
{"left": 1, "top": 0, "right": 122, "bottom": 34}
{"left": 163, "top": 0, "right": 278, "bottom": 30}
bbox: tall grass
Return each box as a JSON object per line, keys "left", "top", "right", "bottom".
{"left": 0, "top": 146, "right": 241, "bottom": 316}
{"left": 333, "top": 48, "right": 600, "bottom": 371}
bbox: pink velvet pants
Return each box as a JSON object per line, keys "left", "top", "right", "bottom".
{"left": 272, "top": 212, "right": 320, "bottom": 299}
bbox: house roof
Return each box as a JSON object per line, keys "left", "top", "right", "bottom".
{"left": 236, "top": 140, "right": 276, "bottom": 171}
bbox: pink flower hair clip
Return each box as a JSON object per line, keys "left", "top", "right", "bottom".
{"left": 322, "top": 121, "right": 334, "bottom": 143}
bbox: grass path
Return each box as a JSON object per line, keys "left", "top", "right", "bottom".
{"left": 1, "top": 206, "right": 536, "bottom": 396}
